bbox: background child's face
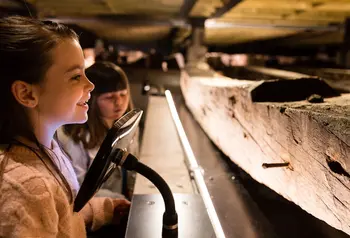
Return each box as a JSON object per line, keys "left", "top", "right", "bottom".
{"left": 35, "top": 39, "right": 94, "bottom": 127}
{"left": 97, "top": 89, "right": 129, "bottom": 126}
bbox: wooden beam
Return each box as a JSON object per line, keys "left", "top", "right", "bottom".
{"left": 179, "top": 0, "right": 197, "bottom": 18}
{"left": 43, "top": 15, "right": 190, "bottom": 27}
{"left": 205, "top": 19, "right": 342, "bottom": 31}
{"left": 207, "top": 42, "right": 322, "bottom": 56}
{"left": 180, "top": 66, "right": 350, "bottom": 235}
{"left": 340, "top": 18, "right": 350, "bottom": 67}
{"left": 210, "top": 0, "right": 242, "bottom": 18}
{"left": 206, "top": 30, "right": 341, "bottom": 56}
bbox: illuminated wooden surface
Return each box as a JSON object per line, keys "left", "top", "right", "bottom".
{"left": 134, "top": 96, "right": 193, "bottom": 194}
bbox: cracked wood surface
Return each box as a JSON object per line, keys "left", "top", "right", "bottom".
{"left": 180, "top": 67, "right": 350, "bottom": 235}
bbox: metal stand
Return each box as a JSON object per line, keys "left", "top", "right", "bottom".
{"left": 125, "top": 194, "right": 215, "bottom": 238}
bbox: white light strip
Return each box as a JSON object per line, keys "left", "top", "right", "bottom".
{"left": 165, "top": 90, "right": 226, "bottom": 238}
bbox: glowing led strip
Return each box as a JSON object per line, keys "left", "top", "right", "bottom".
{"left": 165, "top": 90, "right": 226, "bottom": 238}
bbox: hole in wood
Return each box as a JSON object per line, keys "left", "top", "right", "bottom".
{"left": 326, "top": 156, "right": 350, "bottom": 178}
{"left": 262, "top": 162, "right": 290, "bottom": 169}
{"left": 201, "top": 107, "right": 206, "bottom": 116}
{"left": 229, "top": 95, "right": 236, "bottom": 106}
{"left": 251, "top": 78, "right": 339, "bottom": 102}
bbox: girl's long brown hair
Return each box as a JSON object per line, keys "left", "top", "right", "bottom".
{"left": 64, "top": 61, "right": 134, "bottom": 149}
{"left": 0, "top": 16, "right": 79, "bottom": 203}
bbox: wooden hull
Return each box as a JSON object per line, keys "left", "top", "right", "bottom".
{"left": 180, "top": 67, "right": 350, "bottom": 235}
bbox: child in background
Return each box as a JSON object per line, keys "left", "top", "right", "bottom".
{"left": 59, "top": 61, "right": 139, "bottom": 199}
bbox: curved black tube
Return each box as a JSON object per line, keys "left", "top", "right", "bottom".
{"left": 121, "top": 153, "right": 178, "bottom": 230}
{"left": 134, "top": 162, "right": 176, "bottom": 216}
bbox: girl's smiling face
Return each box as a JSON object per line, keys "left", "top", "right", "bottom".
{"left": 35, "top": 39, "right": 95, "bottom": 127}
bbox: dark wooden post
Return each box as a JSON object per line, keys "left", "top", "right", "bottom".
{"left": 340, "top": 18, "right": 350, "bottom": 68}
{"left": 186, "top": 18, "right": 208, "bottom": 67}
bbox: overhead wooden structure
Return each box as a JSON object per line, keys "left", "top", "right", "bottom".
{"left": 1, "top": 0, "right": 349, "bottom": 53}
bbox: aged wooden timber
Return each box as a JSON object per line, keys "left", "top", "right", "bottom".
{"left": 180, "top": 66, "right": 350, "bottom": 235}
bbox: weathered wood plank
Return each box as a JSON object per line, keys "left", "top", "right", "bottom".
{"left": 180, "top": 67, "right": 350, "bottom": 235}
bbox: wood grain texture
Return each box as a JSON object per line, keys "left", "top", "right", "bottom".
{"left": 180, "top": 67, "right": 350, "bottom": 235}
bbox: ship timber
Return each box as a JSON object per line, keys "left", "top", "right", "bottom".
{"left": 180, "top": 65, "right": 350, "bottom": 235}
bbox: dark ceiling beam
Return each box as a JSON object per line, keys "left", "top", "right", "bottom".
{"left": 339, "top": 17, "right": 350, "bottom": 67}
{"left": 170, "top": 0, "right": 197, "bottom": 50}
{"left": 210, "top": 0, "right": 242, "bottom": 18}
{"left": 208, "top": 44, "right": 318, "bottom": 56}
{"left": 98, "top": 15, "right": 189, "bottom": 27}
{"left": 272, "top": 31, "right": 341, "bottom": 46}
{"left": 45, "top": 14, "right": 190, "bottom": 51}
{"left": 179, "top": 0, "right": 197, "bottom": 18}
{"left": 206, "top": 30, "right": 342, "bottom": 55}
{"left": 43, "top": 14, "right": 342, "bottom": 32}
{"left": 43, "top": 15, "right": 190, "bottom": 28}
{"left": 207, "top": 38, "right": 341, "bottom": 56}
{"left": 250, "top": 29, "right": 342, "bottom": 48}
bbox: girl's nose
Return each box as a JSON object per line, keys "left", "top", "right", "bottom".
{"left": 114, "top": 98, "right": 122, "bottom": 106}
{"left": 85, "top": 76, "right": 95, "bottom": 92}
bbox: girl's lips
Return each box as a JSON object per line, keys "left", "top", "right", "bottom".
{"left": 77, "top": 96, "right": 90, "bottom": 106}
{"left": 77, "top": 102, "right": 89, "bottom": 109}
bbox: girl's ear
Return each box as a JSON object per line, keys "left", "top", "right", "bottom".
{"left": 11, "top": 80, "right": 39, "bottom": 108}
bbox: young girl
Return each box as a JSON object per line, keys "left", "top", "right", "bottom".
{"left": 58, "top": 61, "right": 139, "bottom": 199}
{"left": 0, "top": 16, "right": 129, "bottom": 237}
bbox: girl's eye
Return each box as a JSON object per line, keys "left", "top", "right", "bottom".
{"left": 71, "top": 75, "right": 81, "bottom": 81}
